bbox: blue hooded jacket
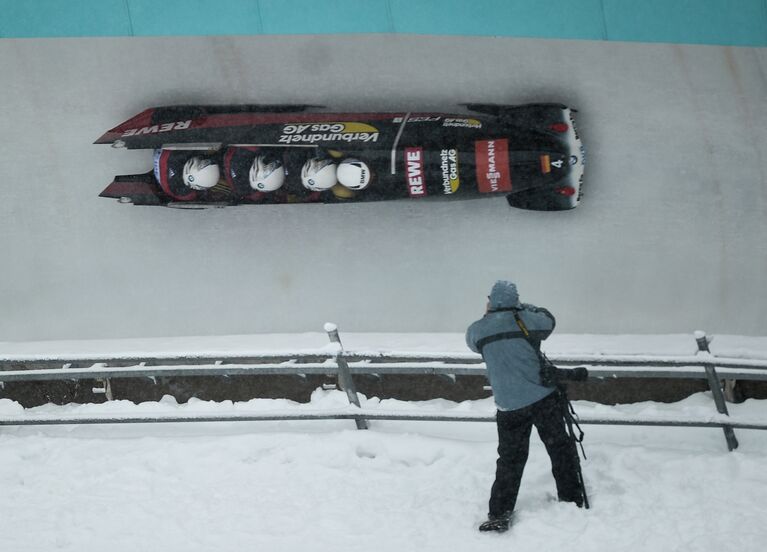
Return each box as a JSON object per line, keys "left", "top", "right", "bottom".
{"left": 465, "top": 281, "right": 556, "bottom": 411}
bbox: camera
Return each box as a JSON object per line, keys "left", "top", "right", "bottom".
{"left": 555, "top": 367, "right": 589, "bottom": 382}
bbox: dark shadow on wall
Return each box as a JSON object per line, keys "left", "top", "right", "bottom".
{"left": 3, "top": 376, "right": 764, "bottom": 408}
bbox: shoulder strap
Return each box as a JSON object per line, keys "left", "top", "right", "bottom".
{"left": 475, "top": 330, "right": 526, "bottom": 352}
{"left": 478, "top": 309, "right": 558, "bottom": 388}
{"left": 513, "top": 311, "right": 531, "bottom": 339}
{"left": 474, "top": 310, "right": 535, "bottom": 353}
{"left": 514, "top": 310, "right": 543, "bottom": 352}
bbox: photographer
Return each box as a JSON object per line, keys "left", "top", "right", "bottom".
{"left": 466, "top": 280, "right": 587, "bottom": 533}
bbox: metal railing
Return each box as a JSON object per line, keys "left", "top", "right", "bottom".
{"left": 1, "top": 326, "right": 766, "bottom": 451}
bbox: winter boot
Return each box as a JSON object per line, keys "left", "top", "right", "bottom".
{"left": 479, "top": 511, "right": 512, "bottom": 533}
{"left": 558, "top": 493, "right": 584, "bottom": 508}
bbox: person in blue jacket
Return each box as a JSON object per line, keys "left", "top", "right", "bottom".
{"left": 466, "top": 280, "right": 584, "bottom": 533}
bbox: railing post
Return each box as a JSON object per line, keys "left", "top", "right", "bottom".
{"left": 325, "top": 323, "right": 368, "bottom": 430}
{"left": 90, "top": 363, "right": 114, "bottom": 401}
{"left": 723, "top": 379, "right": 743, "bottom": 403}
{"left": 694, "top": 331, "right": 738, "bottom": 451}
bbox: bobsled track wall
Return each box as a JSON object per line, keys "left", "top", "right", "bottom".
{"left": 0, "top": 35, "right": 766, "bottom": 341}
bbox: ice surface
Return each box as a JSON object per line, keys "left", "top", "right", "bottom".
{"left": 2, "top": 38, "right": 767, "bottom": 341}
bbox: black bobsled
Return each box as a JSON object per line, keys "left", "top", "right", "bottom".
{"left": 96, "top": 103, "right": 585, "bottom": 211}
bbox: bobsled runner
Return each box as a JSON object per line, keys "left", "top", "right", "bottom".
{"left": 95, "top": 103, "right": 585, "bottom": 211}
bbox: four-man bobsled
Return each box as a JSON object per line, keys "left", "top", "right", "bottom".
{"left": 95, "top": 103, "right": 585, "bottom": 211}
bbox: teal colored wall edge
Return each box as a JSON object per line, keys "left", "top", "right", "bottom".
{"left": 0, "top": 0, "right": 765, "bottom": 46}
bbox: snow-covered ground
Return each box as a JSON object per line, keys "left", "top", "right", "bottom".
{"left": 0, "top": 389, "right": 765, "bottom": 552}
{"left": 1, "top": 332, "right": 766, "bottom": 551}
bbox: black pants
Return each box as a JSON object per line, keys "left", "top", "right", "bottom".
{"left": 489, "top": 391, "right": 583, "bottom": 516}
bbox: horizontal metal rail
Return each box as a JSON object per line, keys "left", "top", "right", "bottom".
{"left": 0, "top": 363, "right": 341, "bottom": 382}
{"left": 1, "top": 360, "right": 767, "bottom": 383}
{"left": 1, "top": 329, "right": 765, "bottom": 450}
{"left": 0, "top": 353, "right": 338, "bottom": 371}
{"left": 1, "top": 409, "right": 765, "bottom": 431}
{"left": 3, "top": 355, "right": 767, "bottom": 370}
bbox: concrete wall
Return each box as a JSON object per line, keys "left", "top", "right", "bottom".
{"left": 0, "top": 35, "right": 765, "bottom": 340}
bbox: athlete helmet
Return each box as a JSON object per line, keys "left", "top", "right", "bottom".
{"left": 249, "top": 154, "right": 286, "bottom": 192}
{"left": 301, "top": 157, "right": 337, "bottom": 191}
{"left": 182, "top": 156, "right": 220, "bottom": 190}
{"left": 337, "top": 158, "right": 372, "bottom": 190}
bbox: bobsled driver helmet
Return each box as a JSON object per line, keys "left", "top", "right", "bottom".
{"left": 182, "top": 156, "right": 220, "bottom": 190}
{"left": 249, "top": 154, "right": 286, "bottom": 192}
{"left": 301, "top": 157, "right": 337, "bottom": 191}
{"left": 337, "top": 158, "right": 371, "bottom": 190}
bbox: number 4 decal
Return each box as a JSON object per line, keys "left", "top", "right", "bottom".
{"left": 551, "top": 159, "right": 564, "bottom": 169}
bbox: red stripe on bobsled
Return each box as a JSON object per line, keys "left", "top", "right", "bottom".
{"left": 186, "top": 112, "right": 404, "bottom": 131}
{"left": 96, "top": 110, "right": 453, "bottom": 144}
{"left": 94, "top": 108, "right": 156, "bottom": 143}
{"left": 98, "top": 180, "right": 156, "bottom": 198}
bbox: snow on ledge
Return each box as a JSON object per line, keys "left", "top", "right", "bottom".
{"left": 1, "top": 332, "right": 767, "bottom": 363}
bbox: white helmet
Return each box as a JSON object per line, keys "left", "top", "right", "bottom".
{"left": 249, "top": 154, "right": 285, "bottom": 192}
{"left": 301, "top": 157, "right": 337, "bottom": 191}
{"left": 337, "top": 158, "right": 372, "bottom": 190}
{"left": 182, "top": 156, "right": 220, "bottom": 190}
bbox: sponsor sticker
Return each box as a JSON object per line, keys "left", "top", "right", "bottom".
{"left": 407, "top": 116, "right": 442, "bottom": 123}
{"left": 405, "top": 147, "right": 427, "bottom": 197}
{"left": 152, "top": 149, "right": 163, "bottom": 182}
{"left": 440, "top": 149, "right": 460, "bottom": 194}
{"left": 443, "top": 118, "right": 482, "bottom": 129}
{"left": 278, "top": 122, "right": 379, "bottom": 144}
{"left": 475, "top": 139, "right": 511, "bottom": 193}
{"left": 122, "top": 120, "right": 191, "bottom": 137}
{"left": 540, "top": 154, "right": 551, "bottom": 174}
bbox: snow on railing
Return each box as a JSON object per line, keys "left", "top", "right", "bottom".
{"left": 1, "top": 326, "right": 766, "bottom": 451}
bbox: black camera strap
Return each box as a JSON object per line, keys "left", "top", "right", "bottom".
{"left": 517, "top": 314, "right": 589, "bottom": 507}
{"left": 515, "top": 315, "right": 589, "bottom": 507}
{"left": 479, "top": 309, "right": 589, "bottom": 508}
{"left": 512, "top": 311, "right": 559, "bottom": 387}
